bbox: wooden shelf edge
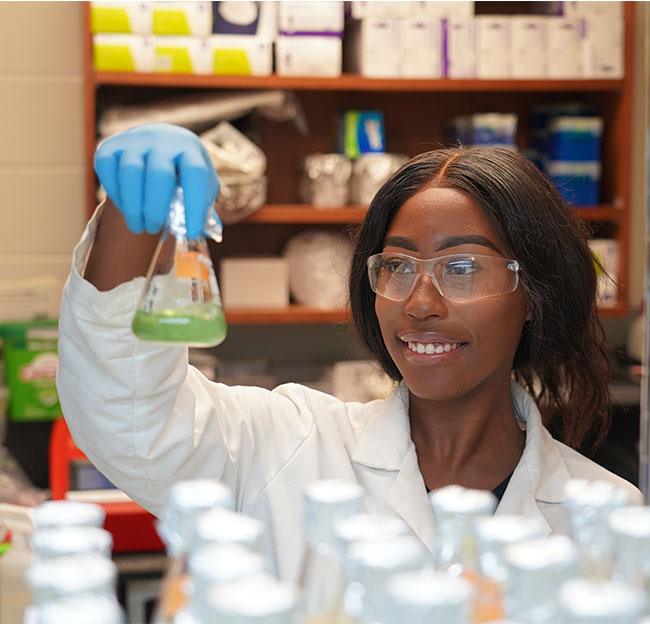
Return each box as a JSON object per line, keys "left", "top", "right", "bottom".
{"left": 225, "top": 304, "right": 626, "bottom": 325}
{"left": 224, "top": 306, "right": 350, "bottom": 325}
{"left": 233, "top": 204, "right": 620, "bottom": 225}
{"left": 93, "top": 71, "right": 625, "bottom": 93}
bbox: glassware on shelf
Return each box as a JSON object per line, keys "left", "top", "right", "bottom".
{"left": 132, "top": 187, "right": 227, "bottom": 348}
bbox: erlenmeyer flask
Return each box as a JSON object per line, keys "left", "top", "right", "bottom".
{"left": 131, "top": 187, "right": 227, "bottom": 347}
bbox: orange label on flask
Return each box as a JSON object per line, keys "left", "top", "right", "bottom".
{"left": 175, "top": 250, "right": 210, "bottom": 280}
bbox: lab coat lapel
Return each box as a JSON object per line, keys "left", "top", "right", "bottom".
{"left": 496, "top": 382, "right": 571, "bottom": 534}
{"left": 351, "top": 384, "right": 436, "bottom": 553}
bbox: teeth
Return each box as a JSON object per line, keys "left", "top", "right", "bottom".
{"left": 406, "top": 341, "right": 461, "bottom": 354}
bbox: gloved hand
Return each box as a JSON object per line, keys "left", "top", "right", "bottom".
{"left": 94, "top": 123, "right": 220, "bottom": 240}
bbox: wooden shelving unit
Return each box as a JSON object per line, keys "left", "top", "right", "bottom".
{"left": 82, "top": 2, "right": 636, "bottom": 323}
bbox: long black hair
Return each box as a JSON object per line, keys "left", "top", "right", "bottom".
{"left": 349, "top": 146, "right": 611, "bottom": 452}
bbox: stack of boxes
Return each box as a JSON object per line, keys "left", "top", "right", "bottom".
{"left": 90, "top": 1, "right": 624, "bottom": 81}
{"left": 91, "top": 1, "right": 276, "bottom": 75}
{"left": 276, "top": 2, "right": 344, "bottom": 77}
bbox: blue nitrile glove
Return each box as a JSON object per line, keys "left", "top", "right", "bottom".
{"left": 94, "top": 123, "right": 220, "bottom": 240}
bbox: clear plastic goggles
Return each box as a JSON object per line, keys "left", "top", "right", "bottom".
{"left": 367, "top": 252, "right": 520, "bottom": 303}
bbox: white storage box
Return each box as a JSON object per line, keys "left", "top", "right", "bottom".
{"left": 511, "top": 17, "right": 547, "bottom": 79}
{"left": 278, "top": 1, "right": 344, "bottom": 35}
{"left": 90, "top": 1, "right": 152, "bottom": 34}
{"left": 476, "top": 16, "right": 511, "bottom": 79}
{"left": 221, "top": 258, "right": 289, "bottom": 309}
{"left": 347, "top": 19, "right": 401, "bottom": 78}
{"left": 93, "top": 34, "right": 155, "bottom": 72}
{"left": 351, "top": 1, "right": 417, "bottom": 19}
{"left": 400, "top": 19, "right": 443, "bottom": 78}
{"left": 154, "top": 36, "right": 211, "bottom": 74}
{"left": 276, "top": 36, "right": 342, "bottom": 77}
{"left": 547, "top": 18, "right": 582, "bottom": 79}
{"left": 444, "top": 18, "right": 476, "bottom": 78}
{"left": 151, "top": 1, "right": 212, "bottom": 36}
{"left": 209, "top": 35, "right": 273, "bottom": 76}
{"left": 414, "top": 1, "right": 474, "bottom": 19}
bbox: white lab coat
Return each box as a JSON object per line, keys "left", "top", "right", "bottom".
{"left": 56, "top": 207, "right": 642, "bottom": 582}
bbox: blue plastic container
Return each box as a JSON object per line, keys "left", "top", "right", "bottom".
{"left": 547, "top": 116, "right": 603, "bottom": 161}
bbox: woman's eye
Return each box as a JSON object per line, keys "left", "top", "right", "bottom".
{"left": 385, "top": 259, "right": 414, "bottom": 274}
{"left": 445, "top": 259, "right": 478, "bottom": 275}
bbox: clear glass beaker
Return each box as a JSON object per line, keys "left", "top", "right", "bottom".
{"left": 131, "top": 188, "right": 227, "bottom": 348}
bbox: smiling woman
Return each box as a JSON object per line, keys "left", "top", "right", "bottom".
{"left": 57, "top": 126, "right": 640, "bottom": 584}
{"left": 350, "top": 147, "right": 610, "bottom": 457}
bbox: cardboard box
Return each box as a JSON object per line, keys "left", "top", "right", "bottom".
{"left": 400, "top": 19, "right": 443, "bottom": 78}
{"left": 276, "top": 36, "right": 342, "bottom": 77}
{"left": 151, "top": 1, "right": 212, "bottom": 36}
{"left": 209, "top": 35, "right": 273, "bottom": 76}
{"left": 511, "top": 17, "right": 547, "bottom": 79}
{"left": 93, "top": 33, "right": 155, "bottom": 72}
{"left": 476, "top": 16, "right": 511, "bottom": 79}
{"left": 220, "top": 258, "right": 289, "bottom": 308}
{"left": 278, "top": 1, "right": 343, "bottom": 35}
{"left": 90, "top": 1, "right": 152, "bottom": 34}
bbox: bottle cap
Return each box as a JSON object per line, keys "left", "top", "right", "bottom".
{"left": 190, "top": 507, "right": 264, "bottom": 556}
{"left": 303, "top": 479, "right": 364, "bottom": 546}
{"left": 29, "top": 526, "right": 113, "bottom": 561}
{"left": 159, "top": 479, "right": 234, "bottom": 555}
{"left": 383, "top": 570, "right": 473, "bottom": 624}
{"left": 34, "top": 501, "right": 105, "bottom": 529}
{"left": 475, "top": 514, "right": 547, "bottom": 582}
{"left": 35, "top": 595, "right": 123, "bottom": 624}
{"left": 558, "top": 578, "right": 647, "bottom": 623}
{"left": 206, "top": 573, "right": 297, "bottom": 622}
{"left": 26, "top": 554, "right": 117, "bottom": 605}
{"left": 188, "top": 543, "right": 265, "bottom": 587}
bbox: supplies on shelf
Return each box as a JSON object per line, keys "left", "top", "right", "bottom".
{"left": 0, "top": 321, "right": 60, "bottom": 422}
{"left": 297, "top": 154, "right": 352, "bottom": 208}
{"left": 339, "top": 110, "right": 386, "bottom": 160}
{"left": 448, "top": 113, "right": 518, "bottom": 150}
{"left": 350, "top": 153, "right": 409, "bottom": 206}
{"left": 200, "top": 121, "right": 267, "bottom": 224}
{"left": 220, "top": 257, "right": 289, "bottom": 309}
{"left": 283, "top": 230, "right": 355, "bottom": 309}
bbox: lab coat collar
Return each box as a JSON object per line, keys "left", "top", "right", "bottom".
{"left": 351, "top": 381, "right": 569, "bottom": 542}
{"left": 495, "top": 382, "right": 572, "bottom": 533}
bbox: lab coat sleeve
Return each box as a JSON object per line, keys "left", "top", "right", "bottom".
{"left": 56, "top": 210, "right": 316, "bottom": 519}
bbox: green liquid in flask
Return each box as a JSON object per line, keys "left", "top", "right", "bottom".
{"left": 132, "top": 304, "right": 227, "bottom": 347}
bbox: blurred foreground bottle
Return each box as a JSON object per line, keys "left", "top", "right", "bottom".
{"left": 428, "top": 484, "right": 499, "bottom": 622}
{"left": 562, "top": 479, "right": 630, "bottom": 580}
{"left": 33, "top": 500, "right": 106, "bottom": 529}
{"left": 298, "top": 479, "right": 364, "bottom": 624}
{"left": 153, "top": 479, "right": 234, "bottom": 623}
{"left": 608, "top": 505, "right": 650, "bottom": 593}
{"left": 132, "top": 187, "right": 227, "bottom": 347}
{"left": 502, "top": 535, "right": 579, "bottom": 623}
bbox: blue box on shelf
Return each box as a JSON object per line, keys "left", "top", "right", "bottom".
{"left": 546, "top": 160, "right": 601, "bottom": 206}
{"left": 547, "top": 116, "right": 603, "bottom": 161}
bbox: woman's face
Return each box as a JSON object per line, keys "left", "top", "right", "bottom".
{"left": 374, "top": 186, "right": 529, "bottom": 402}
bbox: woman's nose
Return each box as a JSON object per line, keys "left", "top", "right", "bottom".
{"left": 403, "top": 273, "right": 449, "bottom": 319}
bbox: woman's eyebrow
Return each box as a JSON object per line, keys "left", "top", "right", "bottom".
{"left": 384, "top": 236, "right": 418, "bottom": 251}
{"left": 436, "top": 235, "right": 500, "bottom": 253}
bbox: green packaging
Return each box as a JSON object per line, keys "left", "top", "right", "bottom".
{"left": 0, "top": 320, "right": 60, "bottom": 422}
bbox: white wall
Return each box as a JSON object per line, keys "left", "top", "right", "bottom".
{"left": 0, "top": 2, "right": 86, "bottom": 320}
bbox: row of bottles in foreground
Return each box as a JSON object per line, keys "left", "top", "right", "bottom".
{"left": 21, "top": 477, "right": 650, "bottom": 623}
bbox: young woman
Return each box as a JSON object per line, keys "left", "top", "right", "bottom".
{"left": 57, "top": 124, "right": 640, "bottom": 582}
